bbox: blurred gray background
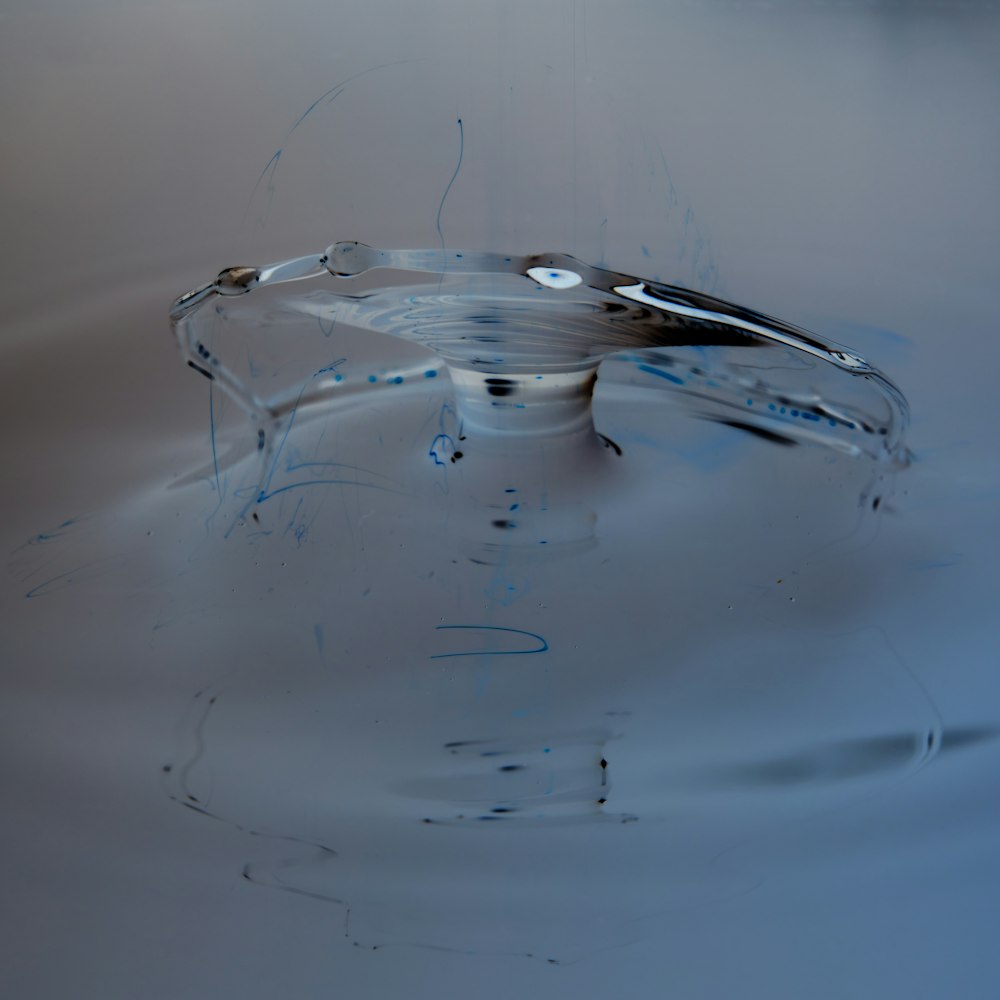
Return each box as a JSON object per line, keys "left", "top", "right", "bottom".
{"left": 2, "top": 2, "right": 999, "bottom": 998}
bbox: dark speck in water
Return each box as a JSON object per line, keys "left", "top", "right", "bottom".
{"left": 598, "top": 434, "right": 622, "bottom": 456}
{"left": 714, "top": 418, "right": 797, "bottom": 447}
{"left": 485, "top": 377, "right": 516, "bottom": 397}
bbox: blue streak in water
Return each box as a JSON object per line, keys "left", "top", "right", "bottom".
{"left": 314, "top": 624, "right": 324, "bottom": 654}
{"left": 15, "top": 517, "right": 81, "bottom": 552}
{"left": 314, "top": 358, "right": 346, "bottom": 377}
{"left": 429, "top": 433, "right": 455, "bottom": 466}
{"left": 430, "top": 625, "right": 549, "bottom": 659}
{"left": 245, "top": 59, "right": 424, "bottom": 224}
{"left": 637, "top": 363, "right": 685, "bottom": 386}
{"left": 202, "top": 383, "right": 228, "bottom": 533}
{"left": 284, "top": 458, "right": 396, "bottom": 484}
{"left": 224, "top": 387, "right": 304, "bottom": 538}
{"left": 282, "top": 497, "right": 306, "bottom": 541}
{"left": 26, "top": 566, "right": 86, "bottom": 598}
{"left": 246, "top": 349, "right": 261, "bottom": 378}
{"left": 24, "top": 560, "right": 117, "bottom": 598}
{"left": 209, "top": 383, "right": 221, "bottom": 497}
{"left": 436, "top": 118, "right": 464, "bottom": 253}
{"left": 261, "top": 395, "right": 303, "bottom": 494}
{"left": 258, "top": 479, "right": 403, "bottom": 503}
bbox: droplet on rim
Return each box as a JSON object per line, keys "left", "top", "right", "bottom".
{"left": 526, "top": 266, "right": 583, "bottom": 290}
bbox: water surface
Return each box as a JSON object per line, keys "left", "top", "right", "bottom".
{"left": 2, "top": 3, "right": 1000, "bottom": 998}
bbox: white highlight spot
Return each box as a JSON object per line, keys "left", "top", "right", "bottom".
{"left": 527, "top": 267, "right": 582, "bottom": 290}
